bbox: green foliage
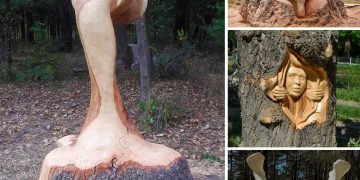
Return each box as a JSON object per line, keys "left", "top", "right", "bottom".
{"left": 338, "top": 31, "right": 360, "bottom": 57}
{"left": 228, "top": 107, "right": 241, "bottom": 147}
{"left": 337, "top": 88, "right": 360, "bottom": 103}
{"left": 209, "top": 2, "right": 225, "bottom": 48}
{"left": 201, "top": 153, "right": 223, "bottom": 163}
{"left": 12, "top": 22, "right": 62, "bottom": 81}
{"left": 147, "top": 0, "right": 176, "bottom": 43}
{"left": 177, "top": 29, "right": 188, "bottom": 46}
{"left": 336, "top": 64, "right": 360, "bottom": 89}
{"left": 348, "top": 138, "right": 360, "bottom": 147}
{"left": 31, "top": 22, "right": 48, "bottom": 44}
{"left": 154, "top": 45, "right": 195, "bottom": 79}
{"left": 139, "top": 96, "right": 189, "bottom": 131}
{"left": 228, "top": 56, "right": 238, "bottom": 75}
{"left": 337, "top": 105, "right": 360, "bottom": 120}
{"left": 228, "top": 136, "right": 241, "bottom": 147}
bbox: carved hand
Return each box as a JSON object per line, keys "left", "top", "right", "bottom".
{"left": 306, "top": 88, "right": 324, "bottom": 102}
{"left": 272, "top": 86, "right": 286, "bottom": 101}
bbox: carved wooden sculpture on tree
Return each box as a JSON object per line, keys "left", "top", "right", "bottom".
{"left": 261, "top": 50, "right": 329, "bottom": 130}
{"left": 39, "top": 0, "right": 193, "bottom": 179}
{"left": 239, "top": 0, "right": 348, "bottom": 26}
{"left": 237, "top": 31, "right": 337, "bottom": 147}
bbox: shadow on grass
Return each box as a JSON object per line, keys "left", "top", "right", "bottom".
{"left": 336, "top": 116, "right": 360, "bottom": 147}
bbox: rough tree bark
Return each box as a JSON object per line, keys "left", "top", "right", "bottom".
{"left": 39, "top": 0, "right": 193, "bottom": 179}
{"left": 237, "top": 30, "right": 337, "bottom": 147}
{"left": 115, "top": 24, "right": 132, "bottom": 69}
{"left": 136, "top": 17, "right": 151, "bottom": 101}
{"left": 239, "top": 0, "right": 348, "bottom": 27}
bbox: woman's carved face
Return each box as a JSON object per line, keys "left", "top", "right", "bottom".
{"left": 285, "top": 66, "right": 307, "bottom": 98}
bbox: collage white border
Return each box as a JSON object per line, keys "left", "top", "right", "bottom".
{"left": 224, "top": 0, "right": 360, "bottom": 179}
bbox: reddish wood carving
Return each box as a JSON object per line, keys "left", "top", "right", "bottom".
{"left": 39, "top": 0, "right": 192, "bottom": 179}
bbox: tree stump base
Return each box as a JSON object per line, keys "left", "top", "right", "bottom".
{"left": 40, "top": 133, "right": 193, "bottom": 179}
{"left": 48, "top": 158, "right": 192, "bottom": 180}
{"left": 239, "top": 0, "right": 348, "bottom": 26}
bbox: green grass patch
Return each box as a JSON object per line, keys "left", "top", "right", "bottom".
{"left": 337, "top": 64, "right": 360, "bottom": 76}
{"left": 201, "top": 153, "right": 224, "bottom": 163}
{"left": 336, "top": 64, "right": 360, "bottom": 88}
{"left": 337, "top": 88, "right": 360, "bottom": 103}
{"left": 337, "top": 104, "right": 360, "bottom": 120}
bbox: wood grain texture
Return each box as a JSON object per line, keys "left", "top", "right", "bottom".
{"left": 237, "top": 31, "right": 337, "bottom": 147}
{"left": 239, "top": 0, "right": 348, "bottom": 26}
{"left": 39, "top": 0, "right": 192, "bottom": 179}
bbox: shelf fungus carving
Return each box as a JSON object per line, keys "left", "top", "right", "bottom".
{"left": 260, "top": 50, "right": 329, "bottom": 130}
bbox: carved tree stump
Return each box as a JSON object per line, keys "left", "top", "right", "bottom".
{"left": 237, "top": 31, "right": 337, "bottom": 147}
{"left": 39, "top": 0, "right": 193, "bottom": 179}
{"left": 239, "top": 0, "right": 348, "bottom": 26}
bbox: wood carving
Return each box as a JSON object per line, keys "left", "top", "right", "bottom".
{"left": 239, "top": 0, "right": 348, "bottom": 26}
{"left": 246, "top": 153, "right": 350, "bottom": 180}
{"left": 328, "top": 160, "right": 351, "bottom": 180}
{"left": 261, "top": 50, "right": 329, "bottom": 130}
{"left": 246, "top": 153, "right": 267, "bottom": 180}
{"left": 294, "top": 0, "right": 306, "bottom": 18}
{"left": 39, "top": 0, "right": 193, "bottom": 179}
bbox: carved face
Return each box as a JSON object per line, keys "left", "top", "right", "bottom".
{"left": 285, "top": 66, "right": 306, "bottom": 98}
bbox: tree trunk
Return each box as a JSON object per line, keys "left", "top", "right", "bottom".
{"left": 136, "top": 17, "right": 151, "bottom": 101}
{"left": 237, "top": 30, "right": 337, "bottom": 147}
{"left": 39, "top": 0, "right": 192, "bottom": 179}
{"left": 291, "top": 152, "right": 297, "bottom": 180}
{"left": 57, "top": 0, "right": 73, "bottom": 52}
{"left": 174, "top": 0, "right": 190, "bottom": 40}
{"left": 239, "top": 0, "right": 348, "bottom": 27}
{"left": 115, "top": 24, "right": 132, "bottom": 69}
{"left": 272, "top": 151, "right": 276, "bottom": 179}
{"left": 5, "top": 0, "right": 13, "bottom": 80}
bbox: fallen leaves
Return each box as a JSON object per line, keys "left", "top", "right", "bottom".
{"left": 0, "top": 74, "right": 224, "bottom": 179}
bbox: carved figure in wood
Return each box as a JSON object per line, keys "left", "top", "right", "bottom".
{"left": 294, "top": 0, "right": 306, "bottom": 17}
{"left": 246, "top": 152, "right": 267, "bottom": 180}
{"left": 247, "top": 153, "right": 351, "bottom": 180}
{"left": 328, "top": 159, "right": 351, "bottom": 180}
{"left": 39, "top": 0, "right": 192, "bottom": 179}
{"left": 261, "top": 50, "right": 329, "bottom": 130}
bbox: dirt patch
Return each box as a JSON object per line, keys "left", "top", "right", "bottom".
{"left": 0, "top": 76, "right": 224, "bottom": 179}
{"left": 337, "top": 99, "right": 360, "bottom": 107}
{"left": 228, "top": 5, "right": 360, "bottom": 27}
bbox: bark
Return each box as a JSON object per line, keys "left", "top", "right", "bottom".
{"left": 49, "top": 158, "right": 192, "bottom": 180}
{"left": 115, "top": 24, "right": 132, "bottom": 69}
{"left": 239, "top": 0, "right": 348, "bottom": 27}
{"left": 136, "top": 17, "right": 151, "bottom": 101}
{"left": 271, "top": 151, "right": 276, "bottom": 179}
{"left": 237, "top": 30, "right": 337, "bottom": 147}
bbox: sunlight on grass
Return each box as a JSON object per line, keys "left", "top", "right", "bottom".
{"left": 337, "top": 88, "right": 360, "bottom": 103}
{"left": 337, "top": 105, "right": 360, "bottom": 120}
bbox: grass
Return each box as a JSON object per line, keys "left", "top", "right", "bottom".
{"left": 337, "top": 88, "right": 360, "bottom": 103}
{"left": 337, "top": 105, "right": 360, "bottom": 120}
{"left": 336, "top": 65, "right": 360, "bottom": 88}
{"left": 201, "top": 153, "right": 224, "bottom": 163}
